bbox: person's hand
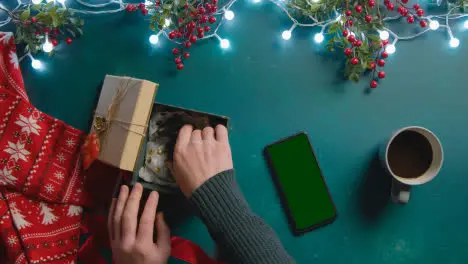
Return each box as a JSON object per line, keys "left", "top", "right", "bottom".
{"left": 108, "top": 183, "right": 171, "bottom": 264}
{"left": 171, "top": 125, "right": 233, "bottom": 197}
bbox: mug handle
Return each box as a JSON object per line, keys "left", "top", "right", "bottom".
{"left": 391, "top": 179, "right": 411, "bottom": 204}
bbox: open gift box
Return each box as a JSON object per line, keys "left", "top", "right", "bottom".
{"left": 87, "top": 75, "right": 229, "bottom": 223}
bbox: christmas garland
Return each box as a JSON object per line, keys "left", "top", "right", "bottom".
{"left": 0, "top": 1, "right": 83, "bottom": 55}
{"left": 0, "top": 0, "right": 467, "bottom": 88}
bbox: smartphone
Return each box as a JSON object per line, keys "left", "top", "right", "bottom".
{"left": 264, "top": 132, "right": 337, "bottom": 235}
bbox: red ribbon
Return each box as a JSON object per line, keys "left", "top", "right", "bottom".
{"left": 171, "top": 236, "right": 226, "bottom": 264}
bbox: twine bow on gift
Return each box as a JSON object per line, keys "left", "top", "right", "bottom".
{"left": 82, "top": 77, "right": 148, "bottom": 169}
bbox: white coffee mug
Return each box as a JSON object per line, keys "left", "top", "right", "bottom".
{"left": 379, "top": 126, "right": 444, "bottom": 203}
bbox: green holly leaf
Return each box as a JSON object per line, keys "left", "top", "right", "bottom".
{"left": 20, "top": 9, "right": 30, "bottom": 21}
{"left": 45, "top": 1, "right": 54, "bottom": 10}
{"left": 31, "top": 4, "right": 41, "bottom": 11}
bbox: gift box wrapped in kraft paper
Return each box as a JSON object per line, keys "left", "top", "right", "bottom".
{"left": 84, "top": 75, "right": 158, "bottom": 171}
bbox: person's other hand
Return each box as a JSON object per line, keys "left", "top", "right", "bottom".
{"left": 108, "top": 183, "right": 171, "bottom": 264}
{"left": 171, "top": 125, "right": 233, "bottom": 197}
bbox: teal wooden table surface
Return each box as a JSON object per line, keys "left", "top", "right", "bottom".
{"left": 12, "top": 0, "right": 468, "bottom": 263}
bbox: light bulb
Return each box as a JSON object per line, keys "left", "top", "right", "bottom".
{"left": 429, "top": 20, "right": 439, "bottom": 30}
{"left": 164, "top": 19, "right": 171, "bottom": 27}
{"left": 379, "top": 30, "right": 389, "bottom": 40}
{"left": 449, "top": 37, "right": 460, "bottom": 48}
{"left": 32, "top": 0, "right": 42, "bottom": 4}
{"left": 282, "top": 30, "right": 291, "bottom": 40}
{"left": 385, "top": 44, "right": 396, "bottom": 54}
{"left": 220, "top": 39, "right": 230, "bottom": 49}
{"left": 149, "top": 34, "right": 159, "bottom": 44}
{"left": 31, "top": 59, "right": 42, "bottom": 70}
{"left": 314, "top": 33, "right": 324, "bottom": 43}
{"left": 224, "top": 10, "right": 234, "bottom": 20}
{"left": 42, "top": 41, "right": 53, "bottom": 53}
{"left": 464, "top": 20, "right": 468, "bottom": 29}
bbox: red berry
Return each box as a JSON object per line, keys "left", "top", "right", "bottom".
{"left": 211, "top": 6, "right": 217, "bottom": 12}
{"left": 125, "top": 4, "right": 136, "bottom": 11}
{"left": 34, "top": 31, "right": 40, "bottom": 37}
{"left": 381, "top": 51, "right": 389, "bottom": 58}
{"left": 402, "top": 9, "right": 409, "bottom": 16}
{"left": 43, "top": 28, "right": 50, "bottom": 34}
{"left": 141, "top": 9, "right": 148, "bottom": 15}
{"left": 351, "top": 58, "right": 359, "bottom": 65}
{"left": 348, "top": 35, "right": 356, "bottom": 43}
{"left": 184, "top": 3, "right": 189, "bottom": 9}
{"left": 377, "top": 59, "right": 385, "bottom": 67}
{"left": 206, "top": 3, "right": 213, "bottom": 10}
{"left": 419, "top": 20, "right": 427, "bottom": 27}
{"left": 413, "top": 3, "right": 420, "bottom": 9}
{"left": 138, "top": 3, "right": 146, "bottom": 9}
{"left": 190, "top": 35, "right": 197, "bottom": 43}
{"left": 344, "top": 48, "right": 352, "bottom": 56}
{"left": 183, "top": 52, "right": 190, "bottom": 59}
{"left": 368, "top": 0, "right": 375, "bottom": 7}
{"left": 402, "top": 0, "right": 408, "bottom": 3}
{"left": 407, "top": 15, "right": 414, "bottom": 23}
{"left": 201, "top": 15, "right": 208, "bottom": 23}
{"left": 346, "top": 20, "right": 353, "bottom": 26}
{"left": 355, "top": 5, "right": 363, "bottom": 13}
{"left": 169, "top": 32, "right": 176, "bottom": 39}
{"left": 155, "top": 1, "right": 160, "bottom": 6}
{"left": 197, "top": 27, "right": 204, "bottom": 34}
{"left": 177, "top": 63, "right": 184, "bottom": 70}
{"left": 355, "top": 40, "right": 362, "bottom": 47}
{"left": 378, "top": 71, "right": 386, "bottom": 79}
{"left": 204, "top": 25, "right": 211, "bottom": 32}
{"left": 198, "top": 7, "right": 206, "bottom": 14}
{"left": 213, "top": 0, "right": 218, "bottom": 4}
{"left": 342, "top": 30, "right": 349, "bottom": 37}
{"left": 384, "top": 0, "right": 390, "bottom": 4}
{"left": 65, "top": 37, "right": 72, "bottom": 44}
{"left": 188, "top": 21, "right": 196, "bottom": 29}
{"left": 172, "top": 48, "right": 180, "bottom": 55}
{"left": 30, "top": 17, "right": 37, "bottom": 23}
{"left": 345, "top": 10, "right": 352, "bottom": 16}
{"left": 370, "top": 80, "right": 378, "bottom": 88}
{"left": 51, "top": 39, "right": 59, "bottom": 46}
{"left": 198, "top": 32, "right": 204, "bottom": 38}
{"left": 185, "top": 41, "right": 192, "bottom": 48}
{"left": 208, "top": 16, "right": 216, "bottom": 24}
{"left": 369, "top": 62, "right": 376, "bottom": 70}
{"left": 398, "top": 6, "right": 404, "bottom": 14}
{"left": 387, "top": 3, "right": 394, "bottom": 10}
{"left": 365, "top": 15, "right": 372, "bottom": 23}
{"left": 190, "top": 11, "right": 197, "bottom": 17}
{"left": 382, "top": 39, "right": 389, "bottom": 46}
{"left": 175, "top": 57, "right": 182, "bottom": 64}
{"left": 417, "top": 9, "right": 424, "bottom": 16}
{"left": 53, "top": 28, "right": 60, "bottom": 35}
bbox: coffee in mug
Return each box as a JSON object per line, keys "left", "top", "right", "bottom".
{"left": 380, "top": 126, "right": 443, "bottom": 203}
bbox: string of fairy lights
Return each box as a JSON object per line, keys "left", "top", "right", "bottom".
{"left": 0, "top": 0, "right": 467, "bottom": 71}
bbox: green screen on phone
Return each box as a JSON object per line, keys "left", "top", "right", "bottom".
{"left": 266, "top": 133, "right": 336, "bottom": 233}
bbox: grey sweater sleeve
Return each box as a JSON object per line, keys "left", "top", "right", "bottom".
{"left": 189, "top": 170, "right": 294, "bottom": 264}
